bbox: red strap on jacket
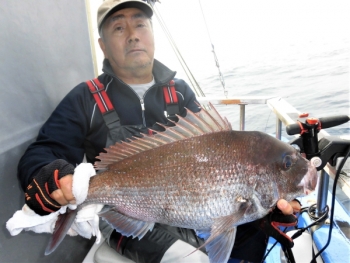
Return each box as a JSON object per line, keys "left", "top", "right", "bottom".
{"left": 86, "top": 78, "right": 114, "bottom": 114}
{"left": 87, "top": 78, "right": 179, "bottom": 118}
{"left": 162, "top": 80, "right": 178, "bottom": 104}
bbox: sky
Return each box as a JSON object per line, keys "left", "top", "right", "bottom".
{"left": 88, "top": 0, "right": 349, "bottom": 83}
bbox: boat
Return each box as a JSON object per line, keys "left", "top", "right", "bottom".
{"left": 1, "top": 1, "right": 349, "bottom": 263}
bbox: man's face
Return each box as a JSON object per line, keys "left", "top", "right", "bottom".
{"left": 99, "top": 8, "right": 154, "bottom": 76}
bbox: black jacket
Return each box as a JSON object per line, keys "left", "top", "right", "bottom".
{"left": 18, "top": 59, "right": 199, "bottom": 190}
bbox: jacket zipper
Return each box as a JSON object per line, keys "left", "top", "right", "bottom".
{"left": 140, "top": 98, "right": 146, "bottom": 126}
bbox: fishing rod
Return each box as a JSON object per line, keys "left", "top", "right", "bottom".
{"left": 283, "top": 115, "right": 350, "bottom": 263}
{"left": 198, "top": 0, "right": 228, "bottom": 98}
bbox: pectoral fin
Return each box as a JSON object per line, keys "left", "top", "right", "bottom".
{"left": 99, "top": 207, "right": 154, "bottom": 239}
{"left": 194, "top": 201, "right": 250, "bottom": 263}
{"left": 206, "top": 227, "right": 237, "bottom": 263}
{"left": 195, "top": 224, "right": 237, "bottom": 263}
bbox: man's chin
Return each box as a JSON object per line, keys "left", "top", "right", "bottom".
{"left": 129, "top": 60, "right": 153, "bottom": 70}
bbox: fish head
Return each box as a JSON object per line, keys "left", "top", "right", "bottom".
{"left": 270, "top": 141, "right": 318, "bottom": 201}
{"left": 247, "top": 132, "right": 318, "bottom": 202}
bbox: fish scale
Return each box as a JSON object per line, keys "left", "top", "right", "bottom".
{"left": 92, "top": 142, "right": 269, "bottom": 226}
{"left": 46, "top": 103, "right": 318, "bottom": 263}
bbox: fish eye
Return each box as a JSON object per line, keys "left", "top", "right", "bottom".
{"left": 283, "top": 155, "right": 293, "bottom": 169}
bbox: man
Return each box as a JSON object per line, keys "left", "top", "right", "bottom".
{"left": 18, "top": 0, "right": 300, "bottom": 262}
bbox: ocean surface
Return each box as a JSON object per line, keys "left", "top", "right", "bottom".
{"left": 151, "top": 0, "right": 350, "bottom": 140}
{"left": 198, "top": 39, "right": 349, "bottom": 139}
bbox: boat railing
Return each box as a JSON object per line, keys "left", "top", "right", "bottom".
{"left": 197, "top": 96, "right": 310, "bottom": 140}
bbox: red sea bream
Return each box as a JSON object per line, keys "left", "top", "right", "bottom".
{"left": 47, "top": 103, "right": 317, "bottom": 263}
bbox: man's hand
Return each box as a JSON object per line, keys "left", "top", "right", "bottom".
{"left": 51, "top": 174, "right": 75, "bottom": 206}
{"left": 253, "top": 199, "right": 301, "bottom": 248}
{"left": 8, "top": 163, "right": 97, "bottom": 239}
{"left": 277, "top": 199, "right": 301, "bottom": 215}
{"left": 25, "top": 159, "right": 75, "bottom": 215}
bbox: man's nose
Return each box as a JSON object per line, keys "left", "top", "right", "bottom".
{"left": 127, "top": 26, "right": 139, "bottom": 43}
{"left": 128, "top": 37, "right": 139, "bottom": 43}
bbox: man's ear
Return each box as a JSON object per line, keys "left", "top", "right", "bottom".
{"left": 98, "top": 38, "right": 107, "bottom": 59}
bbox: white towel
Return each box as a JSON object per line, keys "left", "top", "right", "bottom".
{"left": 6, "top": 163, "right": 103, "bottom": 243}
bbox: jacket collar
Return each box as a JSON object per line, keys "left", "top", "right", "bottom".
{"left": 102, "top": 59, "right": 176, "bottom": 86}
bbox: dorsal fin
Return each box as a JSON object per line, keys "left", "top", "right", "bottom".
{"left": 94, "top": 103, "right": 231, "bottom": 170}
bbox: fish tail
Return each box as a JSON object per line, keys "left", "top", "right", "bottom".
{"left": 45, "top": 208, "right": 78, "bottom": 255}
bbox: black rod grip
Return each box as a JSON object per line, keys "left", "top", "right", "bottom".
{"left": 286, "top": 123, "right": 302, "bottom": 135}
{"left": 286, "top": 115, "right": 350, "bottom": 135}
{"left": 319, "top": 115, "right": 350, "bottom": 129}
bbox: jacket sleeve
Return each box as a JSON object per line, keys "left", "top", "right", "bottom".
{"left": 17, "top": 83, "right": 93, "bottom": 191}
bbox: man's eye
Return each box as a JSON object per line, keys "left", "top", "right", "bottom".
{"left": 115, "top": 26, "right": 124, "bottom": 31}
{"left": 137, "top": 23, "right": 145, "bottom": 28}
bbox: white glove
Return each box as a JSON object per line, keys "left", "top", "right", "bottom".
{"left": 6, "top": 163, "right": 103, "bottom": 244}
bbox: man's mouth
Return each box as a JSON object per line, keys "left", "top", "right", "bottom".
{"left": 127, "top": 48, "right": 145, "bottom": 54}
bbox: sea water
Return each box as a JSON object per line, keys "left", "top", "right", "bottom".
{"left": 153, "top": 0, "right": 349, "bottom": 139}
{"left": 199, "top": 39, "right": 349, "bottom": 139}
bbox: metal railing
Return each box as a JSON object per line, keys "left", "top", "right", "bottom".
{"left": 197, "top": 96, "right": 305, "bottom": 140}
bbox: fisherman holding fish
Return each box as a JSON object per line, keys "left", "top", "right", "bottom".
{"left": 15, "top": 0, "right": 308, "bottom": 262}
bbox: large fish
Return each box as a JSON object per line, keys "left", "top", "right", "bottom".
{"left": 47, "top": 103, "right": 317, "bottom": 263}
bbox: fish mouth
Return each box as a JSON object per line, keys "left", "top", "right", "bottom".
{"left": 298, "top": 161, "right": 318, "bottom": 195}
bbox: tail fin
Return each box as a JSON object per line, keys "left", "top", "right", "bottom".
{"left": 45, "top": 208, "right": 78, "bottom": 255}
